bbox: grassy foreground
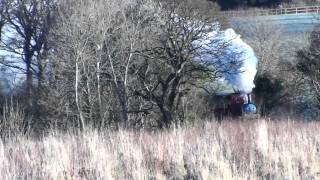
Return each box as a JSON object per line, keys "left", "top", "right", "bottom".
{"left": 0, "top": 119, "right": 320, "bottom": 179}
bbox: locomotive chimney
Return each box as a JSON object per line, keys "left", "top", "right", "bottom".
{"left": 247, "top": 94, "right": 251, "bottom": 104}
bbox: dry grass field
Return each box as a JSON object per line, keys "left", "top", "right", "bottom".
{"left": 0, "top": 119, "right": 320, "bottom": 179}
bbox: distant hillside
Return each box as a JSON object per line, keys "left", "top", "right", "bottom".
{"left": 231, "top": 13, "right": 320, "bottom": 34}
{"left": 209, "top": 0, "right": 319, "bottom": 10}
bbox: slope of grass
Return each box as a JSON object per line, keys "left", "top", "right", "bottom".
{"left": 0, "top": 119, "right": 319, "bottom": 179}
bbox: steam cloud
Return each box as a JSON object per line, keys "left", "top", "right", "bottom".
{"left": 196, "top": 28, "right": 258, "bottom": 94}
{"left": 220, "top": 29, "right": 258, "bottom": 94}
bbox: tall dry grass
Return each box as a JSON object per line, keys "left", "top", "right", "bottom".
{"left": 0, "top": 119, "right": 319, "bottom": 179}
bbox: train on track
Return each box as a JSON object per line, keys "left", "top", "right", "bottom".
{"left": 213, "top": 92, "right": 258, "bottom": 120}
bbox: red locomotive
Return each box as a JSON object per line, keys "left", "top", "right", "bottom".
{"left": 213, "top": 92, "right": 257, "bottom": 120}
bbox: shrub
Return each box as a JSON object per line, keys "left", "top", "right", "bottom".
{"left": 254, "top": 73, "right": 286, "bottom": 115}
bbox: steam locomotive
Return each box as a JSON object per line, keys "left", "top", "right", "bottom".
{"left": 213, "top": 92, "right": 257, "bottom": 120}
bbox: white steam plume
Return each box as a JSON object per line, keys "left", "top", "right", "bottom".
{"left": 196, "top": 28, "right": 258, "bottom": 94}
{"left": 221, "top": 29, "right": 258, "bottom": 94}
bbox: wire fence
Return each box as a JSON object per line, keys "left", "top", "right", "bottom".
{"left": 220, "top": 6, "right": 320, "bottom": 17}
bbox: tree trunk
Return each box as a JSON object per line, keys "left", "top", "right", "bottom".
{"left": 26, "top": 61, "right": 33, "bottom": 103}
{"left": 0, "top": 21, "right": 4, "bottom": 41}
{"left": 24, "top": 36, "right": 33, "bottom": 108}
{"left": 23, "top": 34, "right": 34, "bottom": 132}
{"left": 114, "top": 81, "right": 129, "bottom": 125}
{"left": 97, "top": 62, "right": 104, "bottom": 129}
{"left": 75, "top": 58, "right": 85, "bottom": 131}
{"left": 159, "top": 106, "right": 172, "bottom": 128}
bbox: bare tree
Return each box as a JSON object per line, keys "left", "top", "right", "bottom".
{"left": 297, "top": 26, "right": 320, "bottom": 107}
{"left": 49, "top": 0, "right": 158, "bottom": 129}
{"left": 48, "top": 0, "right": 238, "bottom": 129}
{"left": 0, "top": 1, "right": 6, "bottom": 41}
{"left": 95, "top": 0, "right": 158, "bottom": 125}
{"left": 133, "top": 1, "right": 238, "bottom": 128}
{"left": 0, "top": 0, "right": 56, "bottom": 113}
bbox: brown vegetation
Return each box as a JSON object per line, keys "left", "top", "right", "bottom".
{"left": 0, "top": 0, "right": 240, "bottom": 130}
{"left": 0, "top": 1, "right": 319, "bottom": 179}
{"left": 0, "top": 119, "right": 319, "bottom": 179}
